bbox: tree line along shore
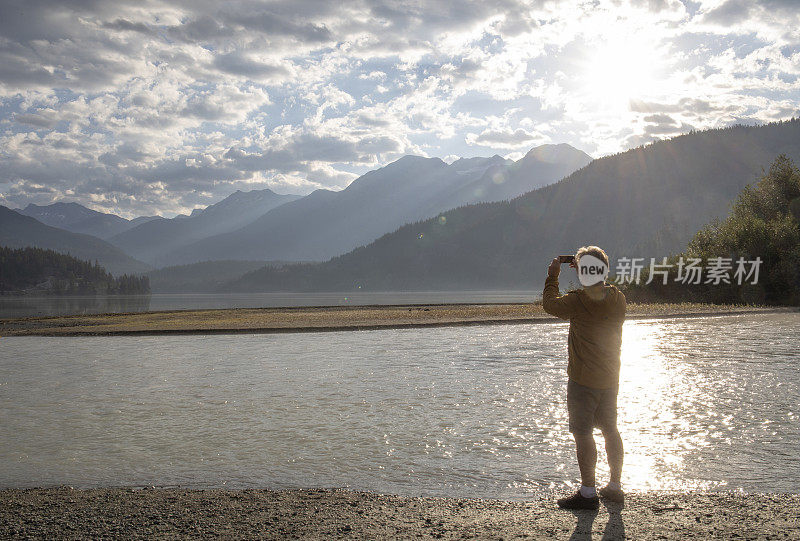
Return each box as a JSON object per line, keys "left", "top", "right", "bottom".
{"left": 0, "top": 246, "right": 149, "bottom": 296}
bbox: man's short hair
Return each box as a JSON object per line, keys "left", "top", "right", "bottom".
{"left": 575, "top": 245, "right": 609, "bottom": 267}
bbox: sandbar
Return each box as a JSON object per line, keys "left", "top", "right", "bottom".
{"left": 0, "top": 302, "right": 793, "bottom": 337}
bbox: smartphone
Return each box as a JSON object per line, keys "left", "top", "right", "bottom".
{"left": 558, "top": 255, "right": 575, "bottom": 264}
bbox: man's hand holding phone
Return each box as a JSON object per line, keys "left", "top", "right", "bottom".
{"left": 549, "top": 255, "right": 576, "bottom": 278}
{"left": 548, "top": 257, "right": 561, "bottom": 278}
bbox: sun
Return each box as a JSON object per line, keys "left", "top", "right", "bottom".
{"left": 580, "top": 35, "right": 663, "bottom": 111}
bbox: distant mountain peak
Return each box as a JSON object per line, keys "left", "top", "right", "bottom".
{"left": 16, "top": 200, "right": 140, "bottom": 239}
{"left": 448, "top": 154, "right": 510, "bottom": 173}
{"left": 205, "top": 187, "right": 291, "bottom": 210}
{"left": 383, "top": 154, "right": 446, "bottom": 169}
{"left": 25, "top": 200, "right": 95, "bottom": 214}
{"left": 394, "top": 154, "right": 440, "bottom": 163}
{"left": 343, "top": 155, "right": 448, "bottom": 192}
{"left": 520, "top": 143, "right": 592, "bottom": 164}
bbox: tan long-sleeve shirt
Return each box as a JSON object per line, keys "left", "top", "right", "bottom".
{"left": 542, "top": 275, "right": 626, "bottom": 389}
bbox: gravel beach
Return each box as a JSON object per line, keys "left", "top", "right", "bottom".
{"left": 1, "top": 487, "right": 798, "bottom": 539}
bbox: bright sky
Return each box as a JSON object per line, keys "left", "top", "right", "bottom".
{"left": 1, "top": 0, "right": 799, "bottom": 217}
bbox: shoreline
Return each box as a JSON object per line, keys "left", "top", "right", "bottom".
{"left": 1, "top": 303, "right": 794, "bottom": 337}
{"left": 1, "top": 487, "right": 797, "bottom": 539}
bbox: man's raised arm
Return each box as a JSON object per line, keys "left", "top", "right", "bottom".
{"left": 542, "top": 257, "right": 578, "bottom": 320}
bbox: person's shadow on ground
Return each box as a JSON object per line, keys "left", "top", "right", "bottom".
{"left": 600, "top": 501, "right": 625, "bottom": 540}
{"left": 567, "top": 501, "right": 625, "bottom": 540}
{"left": 567, "top": 509, "right": 597, "bottom": 540}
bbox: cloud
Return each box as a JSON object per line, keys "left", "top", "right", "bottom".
{"left": 223, "top": 8, "right": 333, "bottom": 43}
{"left": 181, "top": 85, "right": 272, "bottom": 122}
{"left": 697, "top": 0, "right": 800, "bottom": 44}
{"left": 629, "top": 98, "right": 734, "bottom": 114}
{"left": 0, "top": 0, "right": 798, "bottom": 216}
{"left": 466, "top": 127, "right": 546, "bottom": 149}
{"left": 102, "top": 18, "right": 154, "bottom": 34}
{"left": 212, "top": 53, "right": 290, "bottom": 80}
{"left": 13, "top": 113, "right": 59, "bottom": 129}
{"left": 642, "top": 113, "right": 678, "bottom": 125}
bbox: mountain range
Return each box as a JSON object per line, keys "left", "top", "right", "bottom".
{"left": 108, "top": 188, "right": 302, "bottom": 265}
{"left": 2, "top": 143, "right": 590, "bottom": 278}
{"left": 225, "top": 119, "right": 800, "bottom": 292}
{"left": 160, "top": 144, "right": 591, "bottom": 266}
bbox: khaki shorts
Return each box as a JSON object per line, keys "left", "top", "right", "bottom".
{"left": 567, "top": 379, "right": 618, "bottom": 435}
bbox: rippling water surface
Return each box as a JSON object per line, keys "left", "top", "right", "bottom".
{"left": 1, "top": 313, "right": 799, "bottom": 498}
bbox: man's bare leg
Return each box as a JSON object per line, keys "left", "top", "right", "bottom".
{"left": 573, "top": 433, "right": 597, "bottom": 487}
{"left": 603, "top": 428, "right": 623, "bottom": 484}
{"left": 598, "top": 428, "right": 625, "bottom": 503}
{"left": 557, "top": 432, "right": 601, "bottom": 509}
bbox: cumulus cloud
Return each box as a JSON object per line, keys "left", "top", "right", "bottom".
{"left": 0, "top": 0, "right": 798, "bottom": 216}
{"left": 466, "top": 127, "right": 545, "bottom": 148}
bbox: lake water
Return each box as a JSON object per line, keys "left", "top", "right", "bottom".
{"left": 0, "top": 291, "right": 539, "bottom": 319}
{"left": 1, "top": 312, "right": 798, "bottom": 498}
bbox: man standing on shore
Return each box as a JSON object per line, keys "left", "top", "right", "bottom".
{"left": 542, "top": 246, "right": 627, "bottom": 509}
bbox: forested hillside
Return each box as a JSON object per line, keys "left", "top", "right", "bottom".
{"left": 0, "top": 246, "right": 150, "bottom": 295}
{"left": 146, "top": 260, "right": 283, "bottom": 293}
{"left": 624, "top": 156, "right": 800, "bottom": 305}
